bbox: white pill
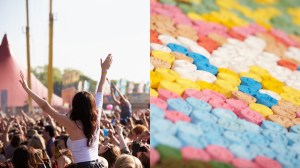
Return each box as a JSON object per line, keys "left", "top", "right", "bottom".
{"left": 150, "top": 43, "right": 172, "bottom": 53}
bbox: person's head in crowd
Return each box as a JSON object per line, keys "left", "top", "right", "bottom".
{"left": 131, "top": 142, "right": 149, "bottom": 157}
{"left": 69, "top": 91, "right": 98, "bottom": 146}
{"left": 131, "top": 124, "right": 148, "bottom": 140}
{"left": 26, "top": 129, "right": 38, "bottom": 139}
{"left": 56, "top": 135, "right": 69, "bottom": 149}
{"left": 10, "top": 134, "right": 23, "bottom": 148}
{"left": 114, "top": 154, "right": 143, "bottom": 168}
{"left": 28, "top": 134, "right": 45, "bottom": 150}
{"left": 12, "top": 145, "right": 37, "bottom": 168}
{"left": 137, "top": 151, "right": 150, "bottom": 168}
{"left": 101, "top": 145, "right": 121, "bottom": 168}
{"left": 43, "top": 125, "right": 55, "bottom": 141}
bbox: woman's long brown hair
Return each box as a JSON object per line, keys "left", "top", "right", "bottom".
{"left": 70, "top": 91, "right": 98, "bottom": 146}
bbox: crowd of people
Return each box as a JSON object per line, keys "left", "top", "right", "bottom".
{"left": 0, "top": 55, "right": 150, "bottom": 168}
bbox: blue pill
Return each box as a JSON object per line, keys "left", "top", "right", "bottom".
{"left": 223, "top": 131, "right": 249, "bottom": 145}
{"left": 298, "top": 66, "right": 300, "bottom": 71}
{"left": 211, "top": 108, "right": 238, "bottom": 120}
{"left": 218, "top": 118, "right": 244, "bottom": 132}
{"left": 285, "top": 132, "right": 300, "bottom": 145}
{"left": 153, "top": 133, "right": 182, "bottom": 149}
{"left": 191, "top": 110, "right": 218, "bottom": 124}
{"left": 290, "top": 125, "right": 300, "bottom": 134}
{"left": 202, "top": 133, "right": 229, "bottom": 147}
{"left": 151, "top": 118, "right": 176, "bottom": 135}
{"left": 238, "top": 119, "right": 262, "bottom": 133}
{"left": 240, "top": 77, "right": 262, "bottom": 91}
{"left": 261, "top": 120, "right": 287, "bottom": 133}
{"left": 194, "top": 61, "right": 218, "bottom": 75}
{"left": 150, "top": 104, "right": 165, "bottom": 119}
{"left": 248, "top": 144, "right": 276, "bottom": 159}
{"left": 186, "top": 97, "right": 212, "bottom": 112}
{"left": 269, "top": 142, "right": 287, "bottom": 155}
{"left": 177, "top": 132, "right": 205, "bottom": 149}
{"left": 254, "top": 92, "right": 278, "bottom": 108}
{"left": 228, "top": 144, "right": 256, "bottom": 160}
{"left": 244, "top": 132, "right": 270, "bottom": 146}
{"left": 186, "top": 51, "right": 208, "bottom": 63}
{"left": 167, "top": 98, "right": 193, "bottom": 116}
{"left": 238, "top": 85, "right": 258, "bottom": 96}
{"left": 262, "top": 130, "right": 288, "bottom": 145}
{"left": 175, "top": 121, "right": 203, "bottom": 138}
{"left": 198, "top": 121, "right": 224, "bottom": 133}
{"left": 167, "top": 43, "right": 188, "bottom": 54}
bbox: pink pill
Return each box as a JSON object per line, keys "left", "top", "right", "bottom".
{"left": 150, "top": 97, "right": 167, "bottom": 110}
{"left": 165, "top": 110, "right": 191, "bottom": 123}
{"left": 226, "top": 99, "right": 248, "bottom": 117}
{"left": 183, "top": 89, "right": 209, "bottom": 102}
{"left": 150, "top": 148, "right": 160, "bottom": 167}
{"left": 205, "top": 145, "right": 234, "bottom": 163}
{"left": 181, "top": 147, "right": 210, "bottom": 162}
{"left": 232, "top": 158, "right": 260, "bottom": 168}
{"left": 202, "top": 89, "right": 226, "bottom": 101}
{"left": 255, "top": 156, "right": 282, "bottom": 168}
{"left": 158, "top": 89, "right": 180, "bottom": 101}
{"left": 240, "top": 108, "right": 264, "bottom": 125}
{"left": 208, "top": 99, "right": 225, "bottom": 109}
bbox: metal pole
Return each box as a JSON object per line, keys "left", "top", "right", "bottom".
{"left": 48, "top": 0, "right": 53, "bottom": 104}
{"left": 26, "top": 0, "right": 32, "bottom": 114}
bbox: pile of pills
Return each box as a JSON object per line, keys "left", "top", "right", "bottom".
{"left": 150, "top": 0, "right": 300, "bottom": 167}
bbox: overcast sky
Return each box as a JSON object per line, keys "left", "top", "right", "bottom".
{"left": 0, "top": 0, "right": 149, "bottom": 82}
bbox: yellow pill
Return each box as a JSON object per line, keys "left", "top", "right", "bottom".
{"left": 150, "top": 71, "right": 162, "bottom": 89}
{"left": 261, "top": 75, "right": 283, "bottom": 85}
{"left": 283, "top": 86, "right": 300, "bottom": 96}
{"left": 280, "top": 93, "right": 300, "bottom": 106}
{"left": 249, "top": 103, "right": 273, "bottom": 117}
{"left": 249, "top": 66, "right": 270, "bottom": 77}
{"left": 217, "top": 73, "right": 241, "bottom": 86}
{"left": 150, "top": 88, "right": 158, "bottom": 97}
{"left": 158, "top": 80, "right": 185, "bottom": 96}
{"left": 196, "top": 81, "right": 219, "bottom": 92}
{"left": 215, "top": 80, "right": 238, "bottom": 91}
{"left": 155, "top": 68, "right": 180, "bottom": 82}
{"left": 151, "top": 50, "right": 175, "bottom": 64}
{"left": 240, "top": 72, "right": 262, "bottom": 82}
{"left": 176, "top": 78, "right": 201, "bottom": 91}
{"left": 218, "top": 68, "right": 239, "bottom": 78}
{"left": 262, "top": 81, "right": 284, "bottom": 94}
{"left": 215, "top": 80, "right": 238, "bottom": 98}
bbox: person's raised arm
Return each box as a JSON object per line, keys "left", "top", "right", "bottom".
{"left": 110, "top": 87, "right": 121, "bottom": 105}
{"left": 115, "top": 125, "right": 130, "bottom": 154}
{"left": 112, "top": 83, "right": 130, "bottom": 105}
{"left": 19, "top": 71, "right": 75, "bottom": 132}
{"left": 97, "top": 54, "right": 112, "bottom": 93}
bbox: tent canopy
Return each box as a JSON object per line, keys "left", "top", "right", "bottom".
{"left": 0, "top": 34, "right": 63, "bottom": 108}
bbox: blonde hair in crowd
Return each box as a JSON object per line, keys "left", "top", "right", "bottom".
{"left": 114, "top": 154, "right": 143, "bottom": 168}
{"left": 28, "top": 134, "right": 46, "bottom": 150}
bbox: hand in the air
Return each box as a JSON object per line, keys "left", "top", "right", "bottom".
{"left": 101, "top": 54, "right": 113, "bottom": 71}
{"left": 19, "top": 71, "right": 29, "bottom": 91}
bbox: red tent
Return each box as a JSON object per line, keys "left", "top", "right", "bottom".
{"left": 0, "top": 34, "right": 63, "bottom": 108}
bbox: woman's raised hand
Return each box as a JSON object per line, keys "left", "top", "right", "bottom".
{"left": 101, "top": 54, "right": 113, "bottom": 72}
{"left": 19, "top": 71, "right": 29, "bottom": 91}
